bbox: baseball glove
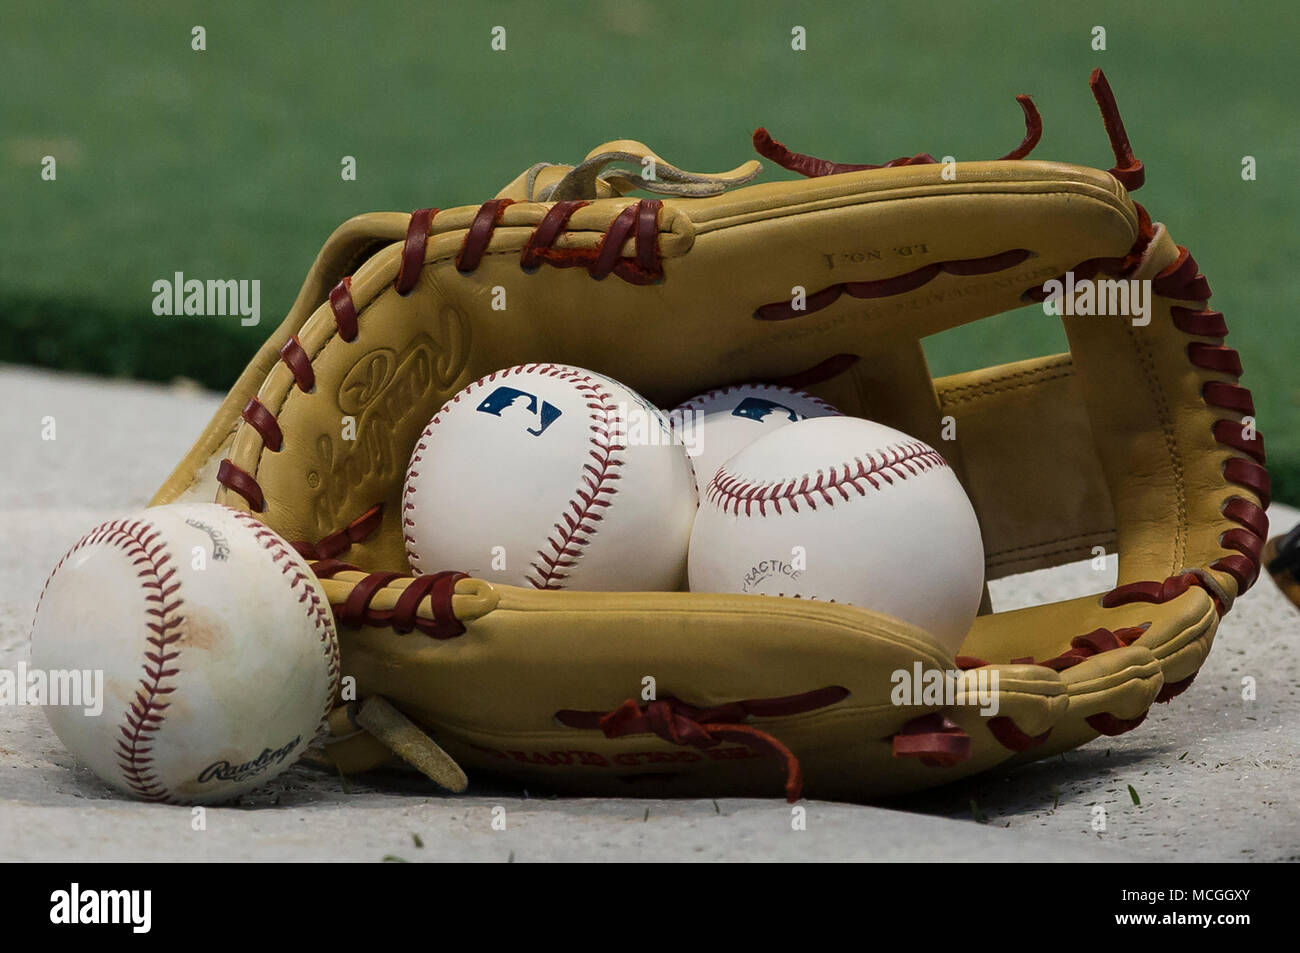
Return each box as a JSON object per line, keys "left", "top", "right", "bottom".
{"left": 153, "top": 70, "right": 1270, "bottom": 802}
{"left": 1264, "top": 525, "right": 1300, "bottom": 610}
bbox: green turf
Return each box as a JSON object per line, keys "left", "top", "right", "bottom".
{"left": 2, "top": 0, "right": 1297, "bottom": 501}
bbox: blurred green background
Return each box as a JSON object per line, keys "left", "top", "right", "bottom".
{"left": 2, "top": 0, "right": 1297, "bottom": 500}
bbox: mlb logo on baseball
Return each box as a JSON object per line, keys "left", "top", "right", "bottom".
{"left": 475, "top": 385, "right": 562, "bottom": 436}
{"left": 731, "top": 396, "right": 805, "bottom": 424}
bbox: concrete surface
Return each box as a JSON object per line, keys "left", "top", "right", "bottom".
{"left": 1, "top": 364, "right": 1296, "bottom": 862}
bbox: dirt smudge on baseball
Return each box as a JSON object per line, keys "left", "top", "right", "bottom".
{"left": 176, "top": 607, "right": 227, "bottom": 652}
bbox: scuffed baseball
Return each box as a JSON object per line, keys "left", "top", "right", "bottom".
{"left": 687, "top": 416, "right": 984, "bottom": 653}
{"left": 403, "top": 363, "right": 698, "bottom": 591}
{"left": 29, "top": 503, "right": 340, "bottom": 803}
{"left": 669, "top": 383, "right": 840, "bottom": 495}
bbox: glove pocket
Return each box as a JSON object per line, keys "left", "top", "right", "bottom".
{"left": 326, "top": 583, "right": 992, "bottom": 799}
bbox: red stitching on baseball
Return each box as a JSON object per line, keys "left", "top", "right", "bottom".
{"left": 402, "top": 438, "right": 430, "bottom": 574}
{"left": 672, "top": 383, "right": 840, "bottom": 418}
{"left": 522, "top": 372, "right": 623, "bottom": 588}
{"left": 229, "top": 511, "right": 341, "bottom": 728}
{"left": 35, "top": 521, "right": 190, "bottom": 801}
{"left": 403, "top": 365, "right": 623, "bottom": 588}
{"left": 706, "top": 441, "right": 946, "bottom": 517}
{"left": 87, "top": 519, "right": 183, "bottom": 802}
{"left": 39, "top": 512, "right": 343, "bottom": 802}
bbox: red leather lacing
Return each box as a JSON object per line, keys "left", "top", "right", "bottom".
{"left": 683, "top": 354, "right": 863, "bottom": 403}
{"left": 986, "top": 716, "right": 1051, "bottom": 752}
{"left": 215, "top": 71, "right": 1264, "bottom": 772}
{"left": 1087, "top": 68, "right": 1144, "bottom": 191}
{"left": 941, "top": 625, "right": 1162, "bottom": 754}
{"left": 942, "top": 620, "right": 1202, "bottom": 756}
{"left": 1023, "top": 208, "right": 1156, "bottom": 306}
{"left": 754, "top": 71, "right": 1137, "bottom": 188}
{"left": 313, "top": 560, "right": 468, "bottom": 639}
{"left": 215, "top": 459, "right": 264, "bottom": 512}
{"left": 754, "top": 249, "right": 1034, "bottom": 323}
{"left": 279, "top": 335, "right": 315, "bottom": 391}
{"left": 217, "top": 198, "right": 666, "bottom": 514}
{"left": 750, "top": 69, "right": 1153, "bottom": 323}
{"left": 748, "top": 66, "right": 1259, "bottom": 764}
{"left": 891, "top": 713, "right": 972, "bottom": 766}
{"left": 754, "top": 93, "right": 1042, "bottom": 177}
{"left": 1011, "top": 626, "right": 1148, "bottom": 672}
{"left": 457, "top": 199, "right": 512, "bottom": 273}
{"left": 556, "top": 688, "right": 850, "bottom": 803}
{"left": 291, "top": 504, "right": 384, "bottom": 562}
{"left": 240, "top": 397, "right": 282, "bottom": 452}
{"left": 396, "top": 207, "right": 438, "bottom": 295}
{"left": 329, "top": 276, "right": 359, "bottom": 340}
{"left": 1004, "top": 626, "right": 1196, "bottom": 719}
{"left": 891, "top": 707, "right": 1050, "bottom": 759}
{"left": 768, "top": 353, "right": 860, "bottom": 389}
{"left": 1096, "top": 246, "right": 1270, "bottom": 607}
{"left": 1083, "top": 710, "right": 1149, "bottom": 736}
{"left": 1008, "top": 77, "right": 1266, "bottom": 737}
{"left": 521, "top": 200, "right": 585, "bottom": 270}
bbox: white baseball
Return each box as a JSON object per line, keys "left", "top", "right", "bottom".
{"left": 688, "top": 416, "right": 984, "bottom": 653}
{"left": 670, "top": 383, "right": 840, "bottom": 495}
{"left": 30, "top": 503, "right": 340, "bottom": 803}
{"left": 403, "top": 363, "right": 698, "bottom": 591}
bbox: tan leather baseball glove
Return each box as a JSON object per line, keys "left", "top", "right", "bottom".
{"left": 153, "top": 70, "right": 1269, "bottom": 802}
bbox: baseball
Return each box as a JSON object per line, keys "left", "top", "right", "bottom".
{"left": 29, "top": 503, "right": 340, "bottom": 803}
{"left": 670, "top": 383, "right": 841, "bottom": 495}
{"left": 688, "top": 416, "right": 984, "bottom": 654}
{"left": 403, "top": 363, "right": 698, "bottom": 590}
